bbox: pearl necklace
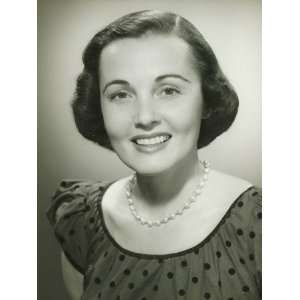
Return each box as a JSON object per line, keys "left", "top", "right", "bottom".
{"left": 126, "top": 160, "right": 210, "bottom": 227}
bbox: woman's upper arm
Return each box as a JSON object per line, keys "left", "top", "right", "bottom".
{"left": 61, "top": 251, "right": 84, "bottom": 300}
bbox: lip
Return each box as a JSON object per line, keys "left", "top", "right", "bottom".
{"left": 130, "top": 132, "right": 172, "bottom": 142}
{"left": 130, "top": 132, "right": 172, "bottom": 153}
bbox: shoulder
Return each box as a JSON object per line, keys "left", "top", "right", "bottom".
{"left": 47, "top": 179, "right": 110, "bottom": 225}
{"left": 209, "top": 169, "right": 253, "bottom": 193}
{"left": 53, "top": 179, "right": 110, "bottom": 198}
{"left": 101, "top": 176, "right": 132, "bottom": 217}
{"left": 99, "top": 176, "right": 136, "bottom": 238}
{"left": 213, "top": 171, "right": 262, "bottom": 241}
{"left": 207, "top": 170, "right": 262, "bottom": 241}
{"left": 46, "top": 179, "right": 112, "bottom": 274}
{"left": 204, "top": 169, "right": 255, "bottom": 209}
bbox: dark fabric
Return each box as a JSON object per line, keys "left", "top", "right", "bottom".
{"left": 47, "top": 180, "right": 262, "bottom": 300}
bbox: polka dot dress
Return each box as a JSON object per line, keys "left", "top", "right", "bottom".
{"left": 47, "top": 180, "right": 262, "bottom": 300}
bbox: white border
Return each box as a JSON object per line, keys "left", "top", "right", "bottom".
{"left": 1, "top": 0, "right": 300, "bottom": 299}
{"left": 263, "top": 0, "right": 300, "bottom": 298}
{"left": 0, "top": 0, "right": 36, "bottom": 299}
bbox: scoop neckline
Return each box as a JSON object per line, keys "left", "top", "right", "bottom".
{"left": 96, "top": 181, "right": 254, "bottom": 259}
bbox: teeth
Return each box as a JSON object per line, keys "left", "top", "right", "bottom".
{"left": 135, "top": 135, "right": 170, "bottom": 145}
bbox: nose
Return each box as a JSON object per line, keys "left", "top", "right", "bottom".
{"left": 134, "top": 98, "right": 161, "bottom": 130}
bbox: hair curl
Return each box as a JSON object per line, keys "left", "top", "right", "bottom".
{"left": 72, "top": 10, "right": 239, "bottom": 150}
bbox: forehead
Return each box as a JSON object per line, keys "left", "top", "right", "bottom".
{"left": 99, "top": 34, "right": 198, "bottom": 82}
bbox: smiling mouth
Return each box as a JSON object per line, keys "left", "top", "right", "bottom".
{"left": 133, "top": 135, "right": 171, "bottom": 146}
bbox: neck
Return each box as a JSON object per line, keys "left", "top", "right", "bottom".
{"left": 133, "top": 152, "right": 203, "bottom": 209}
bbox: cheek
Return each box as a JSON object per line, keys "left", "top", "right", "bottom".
{"left": 101, "top": 104, "right": 132, "bottom": 141}
{"left": 167, "top": 99, "right": 203, "bottom": 134}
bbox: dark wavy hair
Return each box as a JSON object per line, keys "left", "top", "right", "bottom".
{"left": 72, "top": 10, "right": 239, "bottom": 150}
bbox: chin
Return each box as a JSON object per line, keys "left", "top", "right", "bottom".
{"left": 121, "top": 153, "right": 185, "bottom": 176}
{"left": 120, "top": 158, "right": 166, "bottom": 175}
{"left": 132, "top": 164, "right": 168, "bottom": 176}
{"left": 114, "top": 142, "right": 196, "bottom": 175}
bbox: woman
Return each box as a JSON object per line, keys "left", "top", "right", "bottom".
{"left": 47, "top": 10, "right": 261, "bottom": 300}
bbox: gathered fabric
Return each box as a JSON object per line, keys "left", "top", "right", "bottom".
{"left": 47, "top": 180, "right": 262, "bottom": 300}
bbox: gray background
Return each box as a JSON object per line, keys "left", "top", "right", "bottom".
{"left": 38, "top": 0, "right": 261, "bottom": 299}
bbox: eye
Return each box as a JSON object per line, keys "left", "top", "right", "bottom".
{"left": 159, "top": 86, "right": 181, "bottom": 97}
{"left": 108, "top": 91, "right": 132, "bottom": 102}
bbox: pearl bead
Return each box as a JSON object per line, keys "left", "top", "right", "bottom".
{"left": 126, "top": 160, "right": 210, "bottom": 227}
{"left": 195, "top": 188, "right": 201, "bottom": 194}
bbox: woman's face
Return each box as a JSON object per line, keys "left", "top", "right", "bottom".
{"left": 100, "top": 34, "right": 204, "bottom": 175}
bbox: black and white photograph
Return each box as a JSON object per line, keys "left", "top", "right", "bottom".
{"left": 38, "top": 1, "right": 262, "bottom": 299}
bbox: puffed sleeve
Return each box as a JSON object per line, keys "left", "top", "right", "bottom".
{"left": 46, "top": 180, "right": 97, "bottom": 274}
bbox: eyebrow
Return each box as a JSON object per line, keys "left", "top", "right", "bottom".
{"left": 102, "top": 74, "right": 191, "bottom": 94}
{"left": 155, "top": 74, "right": 191, "bottom": 83}
{"left": 102, "top": 80, "right": 130, "bottom": 95}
